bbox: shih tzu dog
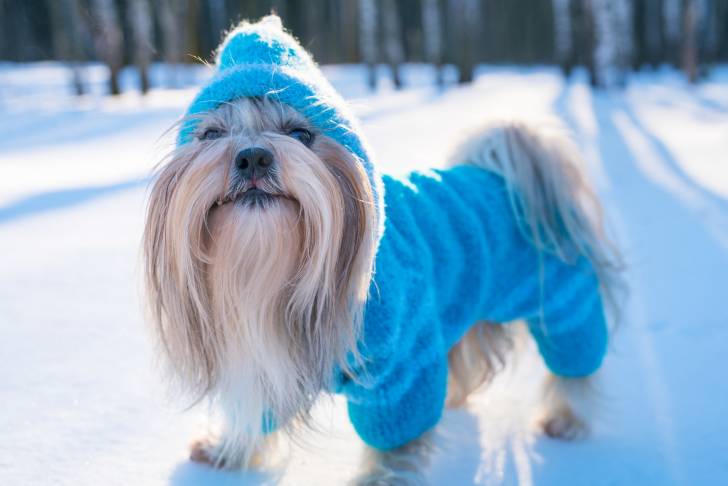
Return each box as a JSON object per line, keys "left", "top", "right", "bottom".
{"left": 143, "top": 15, "right": 620, "bottom": 483}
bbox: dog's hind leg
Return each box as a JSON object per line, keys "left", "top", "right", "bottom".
{"left": 350, "top": 432, "right": 436, "bottom": 486}
{"left": 536, "top": 372, "right": 599, "bottom": 440}
{"left": 445, "top": 322, "right": 516, "bottom": 408}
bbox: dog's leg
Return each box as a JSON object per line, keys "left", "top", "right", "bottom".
{"left": 536, "top": 372, "right": 597, "bottom": 440}
{"left": 351, "top": 433, "right": 436, "bottom": 486}
{"left": 446, "top": 322, "right": 517, "bottom": 408}
{"left": 189, "top": 430, "right": 277, "bottom": 470}
{"left": 189, "top": 435, "right": 230, "bottom": 468}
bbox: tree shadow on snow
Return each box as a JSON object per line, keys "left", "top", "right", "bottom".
{"left": 0, "top": 177, "right": 149, "bottom": 225}
{"left": 547, "top": 76, "right": 728, "bottom": 485}
{"left": 169, "top": 461, "right": 279, "bottom": 486}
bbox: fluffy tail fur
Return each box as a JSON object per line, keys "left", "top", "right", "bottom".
{"left": 445, "top": 120, "right": 623, "bottom": 405}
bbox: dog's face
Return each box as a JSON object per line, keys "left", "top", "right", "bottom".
{"left": 143, "top": 98, "right": 375, "bottom": 449}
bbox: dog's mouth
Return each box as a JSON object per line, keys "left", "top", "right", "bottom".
{"left": 216, "top": 187, "right": 290, "bottom": 208}
{"left": 239, "top": 187, "right": 275, "bottom": 206}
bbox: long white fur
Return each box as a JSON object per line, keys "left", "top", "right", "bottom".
{"left": 144, "top": 98, "right": 375, "bottom": 468}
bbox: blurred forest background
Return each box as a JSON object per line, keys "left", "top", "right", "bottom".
{"left": 1, "top": 0, "right": 727, "bottom": 95}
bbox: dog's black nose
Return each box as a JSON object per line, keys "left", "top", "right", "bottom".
{"left": 235, "top": 147, "right": 275, "bottom": 179}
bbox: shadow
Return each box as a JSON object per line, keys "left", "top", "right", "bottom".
{"left": 528, "top": 433, "right": 680, "bottom": 486}
{"left": 413, "top": 409, "right": 483, "bottom": 485}
{"left": 0, "top": 177, "right": 149, "bottom": 225}
{"left": 169, "top": 460, "right": 278, "bottom": 486}
{"left": 547, "top": 77, "right": 728, "bottom": 485}
{"left": 620, "top": 100, "right": 728, "bottom": 208}
{"left": 553, "top": 77, "right": 728, "bottom": 323}
{"left": 0, "top": 107, "right": 181, "bottom": 154}
{"left": 691, "top": 91, "right": 728, "bottom": 113}
{"left": 357, "top": 87, "right": 444, "bottom": 123}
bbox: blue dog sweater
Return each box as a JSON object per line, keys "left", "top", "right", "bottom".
{"left": 337, "top": 168, "right": 607, "bottom": 449}
{"left": 179, "top": 16, "right": 609, "bottom": 451}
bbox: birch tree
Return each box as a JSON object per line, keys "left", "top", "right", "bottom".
{"left": 358, "top": 0, "right": 378, "bottom": 90}
{"left": 592, "top": 0, "right": 633, "bottom": 88}
{"left": 422, "top": 0, "right": 445, "bottom": 87}
{"left": 127, "top": 0, "right": 153, "bottom": 94}
{"left": 91, "top": 0, "right": 124, "bottom": 95}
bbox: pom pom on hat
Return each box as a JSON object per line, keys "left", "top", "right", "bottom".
{"left": 216, "top": 15, "right": 311, "bottom": 71}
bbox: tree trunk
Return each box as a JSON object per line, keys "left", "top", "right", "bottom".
{"left": 593, "top": 0, "right": 615, "bottom": 87}
{"left": 91, "top": 0, "right": 124, "bottom": 96}
{"left": 448, "top": 0, "right": 481, "bottom": 84}
{"left": 339, "top": 0, "right": 359, "bottom": 63}
{"left": 591, "top": 0, "right": 632, "bottom": 88}
{"left": 48, "top": 0, "right": 87, "bottom": 96}
{"left": 643, "top": 0, "right": 662, "bottom": 68}
{"left": 422, "top": 0, "right": 444, "bottom": 87}
{"left": 208, "top": 0, "right": 227, "bottom": 42}
{"left": 696, "top": 0, "right": 718, "bottom": 72}
{"left": 663, "top": 0, "right": 682, "bottom": 66}
{"left": 681, "top": 0, "right": 699, "bottom": 82}
{"left": 358, "top": 0, "right": 378, "bottom": 91}
{"left": 552, "top": 0, "right": 574, "bottom": 76}
{"left": 185, "top": 0, "right": 202, "bottom": 63}
{"left": 127, "top": 0, "right": 153, "bottom": 94}
{"left": 157, "top": 0, "right": 187, "bottom": 88}
{"left": 381, "top": 0, "right": 404, "bottom": 89}
{"left": 614, "top": 0, "right": 634, "bottom": 85}
{"left": 579, "top": 0, "right": 598, "bottom": 87}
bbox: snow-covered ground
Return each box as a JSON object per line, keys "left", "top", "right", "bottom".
{"left": 1, "top": 62, "right": 727, "bottom": 485}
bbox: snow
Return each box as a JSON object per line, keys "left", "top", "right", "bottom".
{"left": 1, "top": 62, "right": 727, "bottom": 485}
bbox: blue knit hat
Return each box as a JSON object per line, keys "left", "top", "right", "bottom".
{"left": 178, "top": 15, "right": 384, "bottom": 236}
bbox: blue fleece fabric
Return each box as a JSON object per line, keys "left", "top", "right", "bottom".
{"left": 180, "top": 17, "right": 608, "bottom": 452}
{"left": 335, "top": 168, "right": 608, "bottom": 450}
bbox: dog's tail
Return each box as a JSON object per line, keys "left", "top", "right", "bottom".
{"left": 445, "top": 120, "right": 623, "bottom": 405}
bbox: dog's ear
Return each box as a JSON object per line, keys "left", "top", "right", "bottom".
{"left": 307, "top": 137, "right": 377, "bottom": 368}
{"left": 321, "top": 139, "right": 377, "bottom": 306}
{"left": 323, "top": 139, "right": 377, "bottom": 303}
{"left": 143, "top": 142, "right": 229, "bottom": 399}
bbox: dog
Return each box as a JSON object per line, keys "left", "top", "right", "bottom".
{"left": 143, "top": 15, "right": 621, "bottom": 482}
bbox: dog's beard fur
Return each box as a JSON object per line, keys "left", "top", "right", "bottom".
{"left": 143, "top": 98, "right": 375, "bottom": 465}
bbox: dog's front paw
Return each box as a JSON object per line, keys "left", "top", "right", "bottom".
{"left": 537, "top": 406, "right": 589, "bottom": 441}
{"left": 189, "top": 436, "right": 267, "bottom": 470}
{"left": 190, "top": 437, "right": 227, "bottom": 468}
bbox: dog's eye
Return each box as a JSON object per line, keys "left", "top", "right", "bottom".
{"left": 200, "top": 128, "right": 224, "bottom": 141}
{"left": 288, "top": 128, "right": 314, "bottom": 147}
